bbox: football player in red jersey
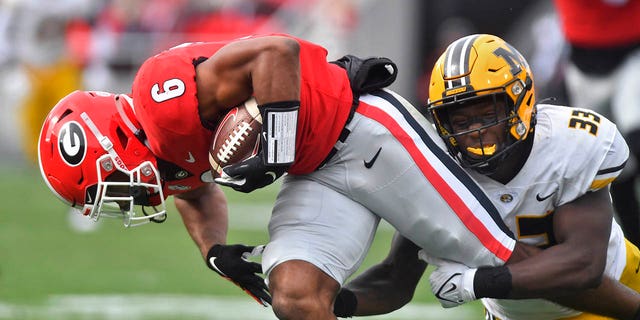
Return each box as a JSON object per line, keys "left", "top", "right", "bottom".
{"left": 39, "top": 34, "right": 639, "bottom": 320}
{"left": 39, "top": 90, "right": 271, "bottom": 305}
{"left": 40, "top": 34, "right": 519, "bottom": 319}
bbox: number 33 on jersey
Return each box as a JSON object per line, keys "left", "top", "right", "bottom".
{"left": 466, "top": 103, "right": 628, "bottom": 248}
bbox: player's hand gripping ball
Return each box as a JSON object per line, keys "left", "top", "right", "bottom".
{"left": 209, "top": 97, "right": 262, "bottom": 177}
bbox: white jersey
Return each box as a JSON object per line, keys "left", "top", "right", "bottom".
{"left": 263, "top": 90, "right": 517, "bottom": 286}
{"left": 474, "top": 104, "right": 629, "bottom": 320}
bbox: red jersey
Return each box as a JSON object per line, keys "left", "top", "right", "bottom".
{"left": 555, "top": 0, "right": 640, "bottom": 47}
{"left": 131, "top": 34, "right": 352, "bottom": 196}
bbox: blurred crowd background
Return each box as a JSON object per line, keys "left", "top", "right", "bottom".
{"left": 0, "top": 0, "right": 596, "bottom": 167}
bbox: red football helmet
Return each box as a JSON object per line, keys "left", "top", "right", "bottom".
{"left": 38, "top": 90, "right": 167, "bottom": 227}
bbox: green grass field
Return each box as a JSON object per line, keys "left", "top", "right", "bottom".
{"left": 0, "top": 165, "right": 482, "bottom": 319}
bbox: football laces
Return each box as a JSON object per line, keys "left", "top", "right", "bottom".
{"left": 216, "top": 122, "right": 253, "bottom": 163}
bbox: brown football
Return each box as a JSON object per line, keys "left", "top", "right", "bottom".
{"left": 209, "top": 97, "right": 262, "bottom": 177}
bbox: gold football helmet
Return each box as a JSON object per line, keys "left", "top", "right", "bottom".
{"left": 427, "top": 34, "right": 536, "bottom": 171}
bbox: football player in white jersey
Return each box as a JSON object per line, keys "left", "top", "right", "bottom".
{"left": 332, "top": 34, "right": 640, "bottom": 320}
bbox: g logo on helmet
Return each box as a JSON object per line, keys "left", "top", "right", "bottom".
{"left": 58, "top": 121, "right": 87, "bottom": 166}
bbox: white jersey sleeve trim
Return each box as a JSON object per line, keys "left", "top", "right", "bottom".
{"left": 591, "top": 128, "right": 629, "bottom": 191}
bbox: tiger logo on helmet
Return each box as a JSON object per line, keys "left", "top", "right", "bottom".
{"left": 38, "top": 90, "right": 167, "bottom": 227}
{"left": 427, "top": 34, "right": 536, "bottom": 172}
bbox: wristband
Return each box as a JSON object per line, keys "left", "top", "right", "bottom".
{"left": 259, "top": 101, "right": 299, "bottom": 166}
{"left": 333, "top": 288, "right": 358, "bottom": 318}
{"left": 473, "top": 265, "right": 512, "bottom": 299}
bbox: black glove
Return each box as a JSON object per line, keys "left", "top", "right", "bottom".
{"left": 206, "top": 244, "right": 271, "bottom": 306}
{"left": 214, "top": 152, "right": 287, "bottom": 193}
{"left": 331, "top": 54, "right": 397, "bottom": 94}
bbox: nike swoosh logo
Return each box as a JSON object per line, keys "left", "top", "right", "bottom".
{"left": 364, "top": 147, "right": 382, "bottom": 169}
{"left": 435, "top": 273, "right": 462, "bottom": 303}
{"left": 186, "top": 152, "right": 196, "bottom": 163}
{"left": 536, "top": 191, "right": 555, "bottom": 201}
{"left": 265, "top": 171, "right": 277, "bottom": 181}
{"left": 208, "top": 257, "right": 227, "bottom": 276}
{"left": 443, "top": 283, "right": 457, "bottom": 295}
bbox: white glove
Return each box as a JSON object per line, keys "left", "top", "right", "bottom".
{"left": 419, "top": 251, "right": 477, "bottom": 308}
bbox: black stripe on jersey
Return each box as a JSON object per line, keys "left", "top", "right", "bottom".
{"left": 371, "top": 90, "right": 514, "bottom": 238}
{"left": 597, "top": 159, "right": 627, "bottom": 175}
